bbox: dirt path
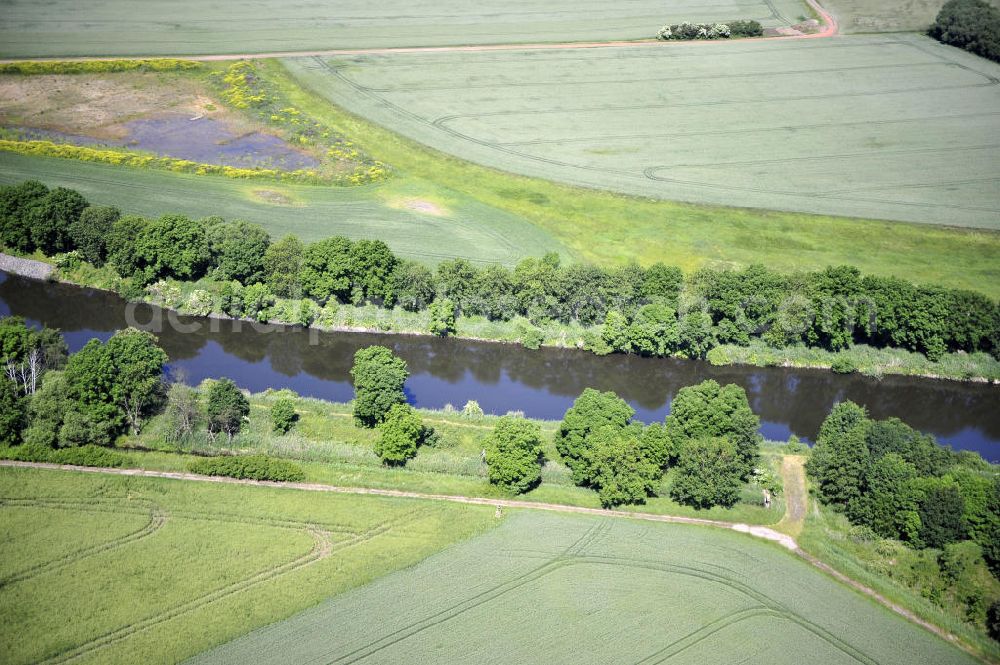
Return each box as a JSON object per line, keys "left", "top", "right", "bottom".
{"left": 0, "top": 1, "right": 838, "bottom": 64}
{"left": 776, "top": 455, "right": 808, "bottom": 538}
{"left": 0, "top": 457, "right": 987, "bottom": 662}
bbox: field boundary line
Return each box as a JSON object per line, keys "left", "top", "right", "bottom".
{"left": 0, "top": 1, "right": 838, "bottom": 64}
{"left": 1, "top": 459, "right": 988, "bottom": 663}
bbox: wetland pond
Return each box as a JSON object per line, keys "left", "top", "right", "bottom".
{"left": 2, "top": 271, "right": 997, "bottom": 460}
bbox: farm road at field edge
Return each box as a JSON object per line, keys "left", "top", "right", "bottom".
{"left": 287, "top": 33, "right": 1000, "bottom": 230}
{"left": 0, "top": 0, "right": 811, "bottom": 58}
{"left": 188, "top": 511, "right": 977, "bottom": 665}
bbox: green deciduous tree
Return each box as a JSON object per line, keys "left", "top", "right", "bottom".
{"left": 29, "top": 186, "right": 89, "bottom": 255}
{"left": 807, "top": 402, "right": 871, "bottom": 509}
{"left": 0, "top": 180, "right": 48, "bottom": 252}
{"left": 349, "top": 239, "right": 397, "bottom": 304}
{"left": 107, "top": 215, "right": 148, "bottom": 278}
{"left": 22, "top": 370, "right": 72, "bottom": 447}
{"left": 69, "top": 205, "right": 120, "bottom": 266}
{"left": 207, "top": 219, "right": 270, "bottom": 284}
{"left": 300, "top": 236, "right": 353, "bottom": 303}
{"left": 64, "top": 328, "right": 168, "bottom": 437}
{"left": 555, "top": 388, "right": 635, "bottom": 485}
{"left": 847, "top": 453, "right": 922, "bottom": 542}
{"left": 918, "top": 480, "right": 967, "bottom": 549}
{"left": 677, "top": 311, "right": 716, "bottom": 359}
{"left": 663, "top": 379, "right": 760, "bottom": 478}
{"left": 134, "top": 214, "right": 211, "bottom": 283}
{"left": 374, "top": 403, "right": 422, "bottom": 465}
{"left": 389, "top": 260, "right": 436, "bottom": 312}
{"left": 670, "top": 438, "right": 743, "bottom": 509}
{"left": 263, "top": 234, "right": 304, "bottom": 298}
{"left": 351, "top": 346, "right": 409, "bottom": 427}
{"left": 628, "top": 302, "right": 679, "bottom": 357}
{"left": 484, "top": 416, "right": 545, "bottom": 493}
{"left": 435, "top": 258, "right": 477, "bottom": 314}
{"left": 206, "top": 378, "right": 250, "bottom": 442}
{"left": 0, "top": 377, "right": 25, "bottom": 446}
{"left": 588, "top": 424, "right": 660, "bottom": 507}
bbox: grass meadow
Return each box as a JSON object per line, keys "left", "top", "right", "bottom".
{"left": 0, "top": 0, "right": 809, "bottom": 58}
{"left": 188, "top": 511, "right": 978, "bottom": 665}
{"left": 0, "top": 466, "right": 497, "bottom": 665}
{"left": 293, "top": 34, "right": 1000, "bottom": 230}
{"left": 272, "top": 56, "right": 1000, "bottom": 297}
{"left": 0, "top": 152, "right": 565, "bottom": 266}
{"left": 120, "top": 391, "right": 787, "bottom": 526}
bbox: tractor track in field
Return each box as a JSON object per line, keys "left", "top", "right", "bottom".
{"left": 0, "top": 458, "right": 987, "bottom": 663}
{"left": 0, "top": 498, "right": 167, "bottom": 587}
{"left": 0, "top": 0, "right": 838, "bottom": 64}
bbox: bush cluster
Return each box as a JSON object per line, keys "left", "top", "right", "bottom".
{"left": 188, "top": 454, "right": 305, "bottom": 482}
{"left": 3, "top": 180, "right": 997, "bottom": 365}
{"left": 0, "top": 59, "right": 202, "bottom": 75}
{"left": 808, "top": 401, "right": 1000, "bottom": 559}
{"left": 657, "top": 20, "right": 762, "bottom": 40}
{"left": 929, "top": 0, "right": 1000, "bottom": 63}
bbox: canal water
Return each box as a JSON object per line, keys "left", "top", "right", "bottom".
{"left": 1, "top": 271, "right": 997, "bottom": 460}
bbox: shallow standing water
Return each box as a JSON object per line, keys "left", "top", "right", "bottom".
{"left": 1, "top": 271, "right": 997, "bottom": 460}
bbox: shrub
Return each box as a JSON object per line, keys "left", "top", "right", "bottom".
{"left": 271, "top": 397, "right": 298, "bottom": 434}
{"left": 50, "top": 444, "right": 130, "bottom": 468}
{"left": 188, "top": 454, "right": 305, "bottom": 482}
{"left": 831, "top": 355, "right": 858, "bottom": 374}
{"left": 729, "top": 20, "right": 764, "bottom": 37}
{"left": 461, "top": 400, "right": 485, "bottom": 419}
{"left": 520, "top": 326, "right": 544, "bottom": 350}
{"left": 428, "top": 298, "right": 456, "bottom": 336}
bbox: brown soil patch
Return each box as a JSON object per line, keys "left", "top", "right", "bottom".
{"left": 252, "top": 189, "right": 296, "bottom": 206}
{"left": 390, "top": 197, "right": 448, "bottom": 216}
{"left": 0, "top": 72, "right": 232, "bottom": 139}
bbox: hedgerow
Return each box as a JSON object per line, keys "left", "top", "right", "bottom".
{"left": 656, "top": 20, "right": 762, "bottom": 41}
{"left": 188, "top": 454, "right": 306, "bottom": 482}
{"left": 0, "top": 59, "right": 202, "bottom": 75}
{"left": 0, "top": 443, "right": 130, "bottom": 467}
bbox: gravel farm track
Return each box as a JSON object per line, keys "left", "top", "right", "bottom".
{"left": 0, "top": 0, "right": 838, "bottom": 63}
{"left": 0, "top": 458, "right": 988, "bottom": 663}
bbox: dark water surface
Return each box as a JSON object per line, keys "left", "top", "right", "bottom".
{"left": 15, "top": 116, "right": 318, "bottom": 170}
{"left": 2, "top": 272, "right": 997, "bottom": 460}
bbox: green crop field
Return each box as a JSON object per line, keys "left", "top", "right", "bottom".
{"left": 824, "top": 0, "right": 1000, "bottom": 34}
{"left": 0, "top": 152, "right": 565, "bottom": 265}
{"left": 0, "top": 466, "right": 496, "bottom": 665}
{"left": 0, "top": 0, "right": 810, "bottom": 58}
{"left": 288, "top": 33, "right": 1000, "bottom": 230}
{"left": 190, "top": 511, "right": 975, "bottom": 665}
